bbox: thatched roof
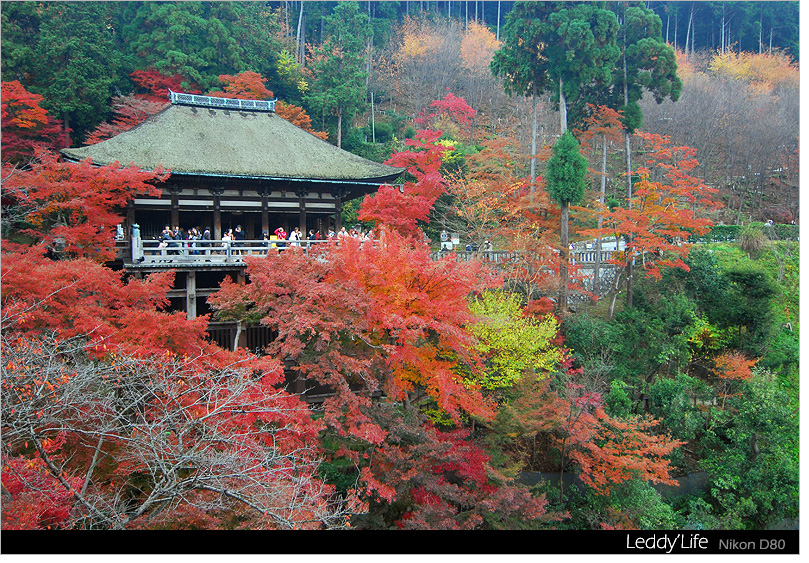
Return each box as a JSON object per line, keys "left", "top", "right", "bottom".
{"left": 62, "top": 102, "right": 403, "bottom": 184}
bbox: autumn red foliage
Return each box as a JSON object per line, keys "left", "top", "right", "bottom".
{"left": 130, "top": 68, "right": 200, "bottom": 102}
{"left": 359, "top": 129, "right": 451, "bottom": 241}
{"left": 415, "top": 89, "right": 476, "bottom": 129}
{"left": 1, "top": 100, "right": 347, "bottom": 528}
{"left": 1, "top": 81, "right": 70, "bottom": 164}
{"left": 534, "top": 375, "right": 682, "bottom": 498}
{"left": 207, "top": 123, "right": 552, "bottom": 528}
{"left": 580, "top": 131, "right": 719, "bottom": 280}
{"left": 209, "top": 71, "right": 274, "bottom": 100}
{"left": 2, "top": 152, "right": 166, "bottom": 261}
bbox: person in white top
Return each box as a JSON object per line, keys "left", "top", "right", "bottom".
{"left": 288, "top": 227, "right": 301, "bottom": 247}
{"left": 220, "top": 229, "right": 233, "bottom": 255}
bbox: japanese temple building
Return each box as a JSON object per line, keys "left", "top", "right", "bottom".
{"left": 60, "top": 92, "right": 403, "bottom": 328}
{"left": 62, "top": 91, "right": 403, "bottom": 241}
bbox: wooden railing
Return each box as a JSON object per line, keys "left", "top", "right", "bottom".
{"left": 431, "top": 249, "right": 620, "bottom": 266}
{"left": 128, "top": 237, "right": 357, "bottom": 266}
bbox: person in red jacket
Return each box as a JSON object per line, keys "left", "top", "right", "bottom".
{"left": 274, "top": 226, "right": 287, "bottom": 250}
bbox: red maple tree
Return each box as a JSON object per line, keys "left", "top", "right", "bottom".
{"left": 359, "top": 129, "right": 452, "bottom": 242}
{"left": 1, "top": 81, "right": 70, "bottom": 164}
{"left": 1, "top": 99, "right": 348, "bottom": 528}
{"left": 2, "top": 152, "right": 167, "bottom": 262}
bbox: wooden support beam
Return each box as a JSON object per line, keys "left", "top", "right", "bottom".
{"left": 170, "top": 188, "right": 179, "bottom": 228}
{"left": 261, "top": 193, "right": 269, "bottom": 237}
{"left": 186, "top": 270, "right": 197, "bottom": 320}
{"left": 298, "top": 188, "right": 307, "bottom": 233}
{"left": 213, "top": 196, "right": 222, "bottom": 240}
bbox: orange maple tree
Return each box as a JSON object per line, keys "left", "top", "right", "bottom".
{"left": 533, "top": 374, "right": 682, "bottom": 501}
{"left": 210, "top": 70, "right": 274, "bottom": 100}
{"left": 209, "top": 126, "right": 550, "bottom": 528}
{"left": 579, "top": 131, "right": 720, "bottom": 285}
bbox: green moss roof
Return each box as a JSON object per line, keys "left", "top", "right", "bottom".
{"left": 62, "top": 103, "right": 403, "bottom": 183}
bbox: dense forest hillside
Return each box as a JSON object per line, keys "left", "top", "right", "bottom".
{"left": 0, "top": 1, "right": 799, "bottom": 537}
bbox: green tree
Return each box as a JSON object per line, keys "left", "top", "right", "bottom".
{"left": 544, "top": 2, "right": 620, "bottom": 133}
{"left": 545, "top": 131, "right": 588, "bottom": 314}
{"left": 698, "top": 368, "right": 798, "bottom": 529}
{"left": 491, "top": 1, "right": 553, "bottom": 190}
{"left": 231, "top": 2, "right": 303, "bottom": 105}
{"left": 491, "top": 1, "right": 618, "bottom": 183}
{"left": 305, "top": 2, "right": 371, "bottom": 148}
{"left": 714, "top": 263, "right": 778, "bottom": 355}
{"left": 2, "top": 2, "right": 122, "bottom": 142}
{"left": 605, "top": 3, "right": 682, "bottom": 307}
{"left": 120, "top": 2, "right": 245, "bottom": 92}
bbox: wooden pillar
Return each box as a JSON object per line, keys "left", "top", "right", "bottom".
{"left": 246, "top": 214, "right": 256, "bottom": 240}
{"left": 261, "top": 193, "right": 269, "bottom": 236}
{"left": 170, "top": 188, "right": 180, "bottom": 228}
{"left": 298, "top": 187, "right": 308, "bottom": 234}
{"left": 334, "top": 187, "right": 346, "bottom": 231}
{"left": 126, "top": 201, "right": 135, "bottom": 235}
{"left": 213, "top": 197, "right": 222, "bottom": 240}
{"left": 186, "top": 270, "right": 197, "bottom": 320}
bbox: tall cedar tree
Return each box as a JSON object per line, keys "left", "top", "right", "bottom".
{"left": 587, "top": 4, "right": 682, "bottom": 307}
{"left": 545, "top": 131, "right": 588, "bottom": 315}
{"left": 304, "top": 2, "right": 371, "bottom": 148}
{"left": 491, "top": 1, "right": 552, "bottom": 189}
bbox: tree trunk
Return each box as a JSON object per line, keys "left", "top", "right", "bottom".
{"left": 623, "top": 26, "right": 634, "bottom": 309}
{"left": 608, "top": 268, "right": 624, "bottom": 322}
{"left": 337, "top": 105, "right": 343, "bottom": 149}
{"left": 559, "top": 77, "right": 568, "bottom": 133}
{"left": 296, "top": 1, "right": 304, "bottom": 63}
{"left": 736, "top": 188, "right": 746, "bottom": 225}
{"left": 299, "top": 11, "right": 306, "bottom": 67}
{"left": 594, "top": 134, "right": 607, "bottom": 293}
{"left": 371, "top": 91, "right": 375, "bottom": 143}
{"left": 558, "top": 437, "right": 567, "bottom": 503}
{"left": 759, "top": 6, "right": 763, "bottom": 53}
{"left": 560, "top": 201, "right": 569, "bottom": 315}
{"left": 62, "top": 112, "right": 71, "bottom": 143}
{"left": 233, "top": 320, "right": 243, "bottom": 352}
{"left": 674, "top": 13, "right": 678, "bottom": 49}
{"left": 530, "top": 82, "right": 538, "bottom": 194}
{"left": 685, "top": 3, "right": 693, "bottom": 59}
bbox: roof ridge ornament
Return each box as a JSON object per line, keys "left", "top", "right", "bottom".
{"left": 168, "top": 90, "right": 276, "bottom": 113}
